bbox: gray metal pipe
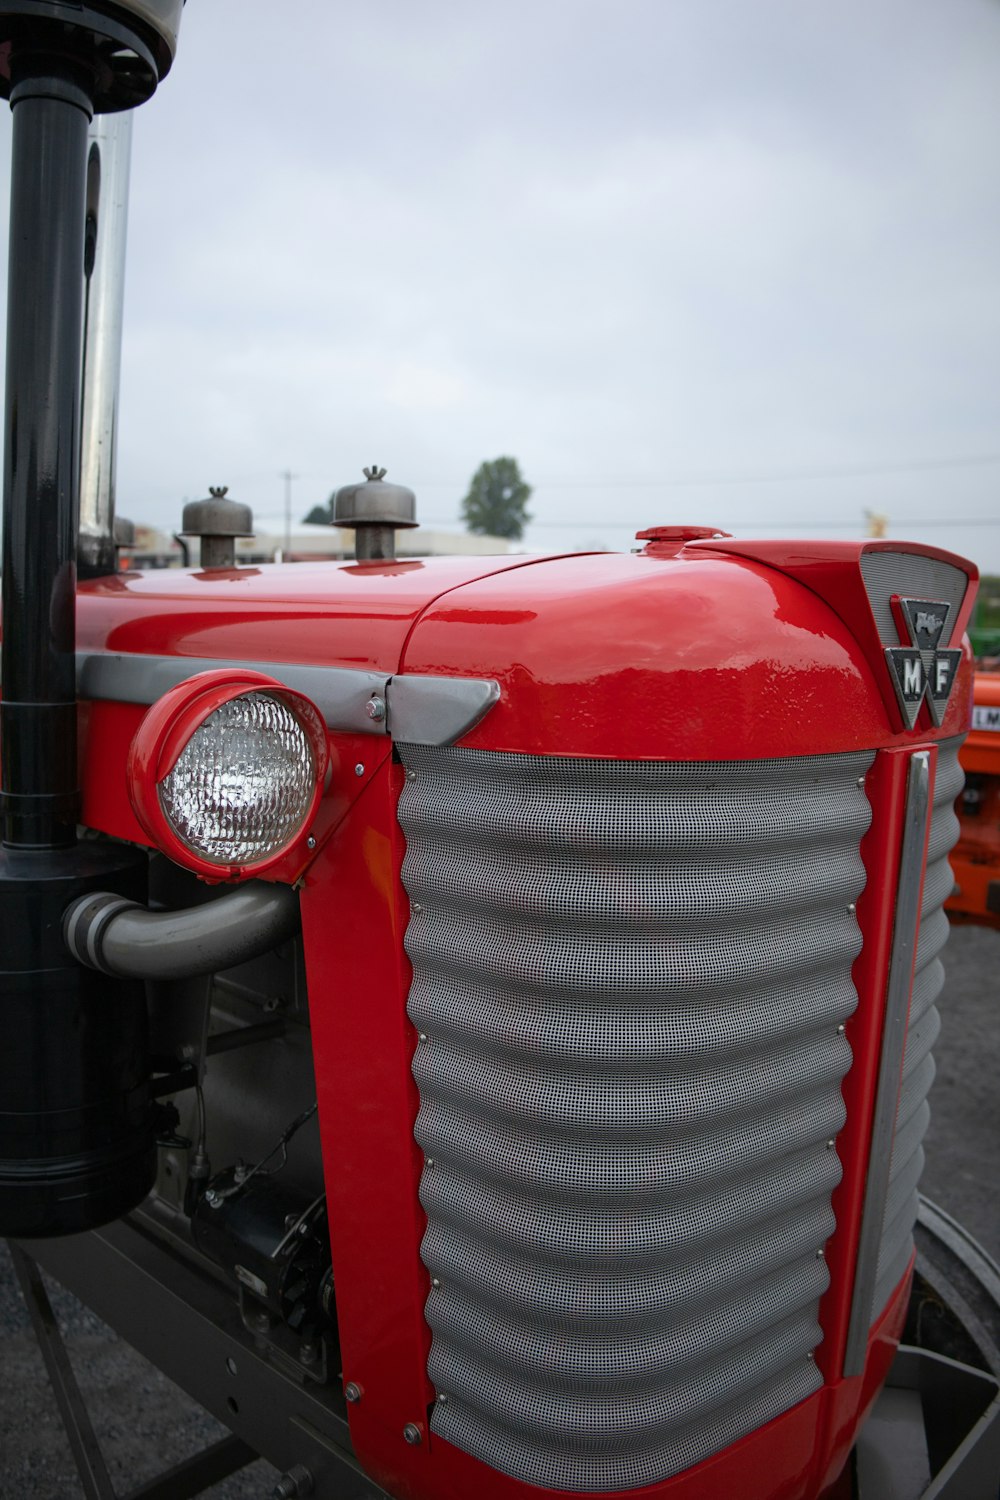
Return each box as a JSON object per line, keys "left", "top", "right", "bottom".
{"left": 63, "top": 882, "right": 300, "bottom": 980}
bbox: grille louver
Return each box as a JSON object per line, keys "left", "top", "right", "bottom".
{"left": 399, "top": 746, "right": 874, "bottom": 1492}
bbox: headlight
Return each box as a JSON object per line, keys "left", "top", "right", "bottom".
{"left": 128, "top": 670, "right": 329, "bottom": 879}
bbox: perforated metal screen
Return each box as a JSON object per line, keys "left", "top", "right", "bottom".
{"left": 398, "top": 746, "right": 874, "bottom": 1492}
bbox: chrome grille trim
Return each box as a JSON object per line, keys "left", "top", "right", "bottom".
{"left": 399, "top": 746, "right": 874, "bottom": 1491}
{"left": 867, "top": 738, "right": 964, "bottom": 1330}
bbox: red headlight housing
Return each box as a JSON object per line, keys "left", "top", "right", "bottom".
{"left": 127, "top": 669, "right": 329, "bottom": 880}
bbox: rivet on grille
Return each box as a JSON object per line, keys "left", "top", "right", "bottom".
{"left": 837, "top": 1024, "right": 846, "bottom": 1035}
{"left": 431, "top": 1276, "right": 441, "bottom": 1289}
{"left": 816, "top": 1248, "right": 825, "bottom": 1259}
{"left": 418, "top": 1032, "right": 428, "bottom": 1044}
{"left": 411, "top": 902, "right": 423, "bottom": 915}
{"left": 847, "top": 902, "right": 856, "bottom": 914}
{"left": 406, "top": 769, "right": 417, "bottom": 781}
{"left": 424, "top": 1156, "right": 435, "bottom": 1168}
{"left": 826, "top": 1139, "right": 836, "bottom": 1150}
{"left": 437, "top": 1393, "right": 448, "bottom": 1405}
{"left": 857, "top": 776, "right": 866, "bottom": 787}
{"left": 806, "top": 1351, "right": 815, "bottom": 1362}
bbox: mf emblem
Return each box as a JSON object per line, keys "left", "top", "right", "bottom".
{"left": 885, "top": 597, "right": 962, "bottom": 729}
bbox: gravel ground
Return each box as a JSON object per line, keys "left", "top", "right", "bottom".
{"left": 1, "top": 921, "right": 997, "bottom": 1500}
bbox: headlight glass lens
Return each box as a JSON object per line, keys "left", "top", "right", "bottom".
{"left": 159, "top": 692, "right": 317, "bottom": 865}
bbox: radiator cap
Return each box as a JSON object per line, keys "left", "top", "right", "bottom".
{"left": 636, "top": 524, "right": 731, "bottom": 556}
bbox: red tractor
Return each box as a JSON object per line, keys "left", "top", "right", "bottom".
{"left": 0, "top": 6, "right": 997, "bottom": 1499}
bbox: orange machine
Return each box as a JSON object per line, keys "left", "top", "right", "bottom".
{"left": 947, "top": 670, "right": 1000, "bottom": 929}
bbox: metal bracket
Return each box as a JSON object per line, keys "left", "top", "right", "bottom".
{"left": 75, "top": 651, "right": 500, "bottom": 745}
{"left": 7, "top": 1239, "right": 255, "bottom": 1500}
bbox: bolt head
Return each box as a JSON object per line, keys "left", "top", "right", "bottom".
{"left": 366, "top": 696, "right": 386, "bottom": 721}
{"left": 344, "top": 1381, "right": 362, "bottom": 1403}
{"left": 306, "top": 836, "right": 316, "bottom": 849}
{"left": 354, "top": 763, "right": 365, "bottom": 776}
{"left": 403, "top": 1423, "right": 423, "bottom": 1446}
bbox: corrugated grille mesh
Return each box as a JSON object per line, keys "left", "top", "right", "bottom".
{"left": 398, "top": 745, "right": 875, "bottom": 1492}
{"left": 870, "top": 738, "right": 964, "bottom": 1321}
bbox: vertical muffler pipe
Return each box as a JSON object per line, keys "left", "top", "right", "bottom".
{"left": 79, "top": 111, "right": 133, "bottom": 581}
{"left": 0, "top": 4, "right": 180, "bottom": 1236}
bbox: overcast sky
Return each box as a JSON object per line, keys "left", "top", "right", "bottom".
{"left": 2, "top": 0, "right": 1000, "bottom": 571}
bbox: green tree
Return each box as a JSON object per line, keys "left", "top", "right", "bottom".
{"left": 460, "top": 457, "right": 532, "bottom": 540}
{"left": 302, "top": 493, "right": 336, "bottom": 525}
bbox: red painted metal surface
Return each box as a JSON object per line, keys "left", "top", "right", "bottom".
{"left": 74, "top": 556, "right": 554, "bottom": 672}
{"left": 688, "top": 538, "right": 979, "bottom": 740}
{"left": 65, "top": 537, "right": 979, "bottom": 1499}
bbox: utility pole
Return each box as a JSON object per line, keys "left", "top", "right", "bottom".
{"left": 281, "top": 469, "right": 298, "bottom": 560}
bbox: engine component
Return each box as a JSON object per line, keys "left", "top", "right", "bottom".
{"left": 193, "top": 1169, "right": 331, "bottom": 1337}
{"left": 62, "top": 879, "right": 300, "bottom": 979}
{"left": 180, "top": 485, "right": 255, "bottom": 570}
{"left": 334, "top": 466, "right": 418, "bottom": 562}
{"left": 0, "top": 841, "right": 155, "bottom": 1235}
{"left": 126, "top": 669, "right": 329, "bottom": 879}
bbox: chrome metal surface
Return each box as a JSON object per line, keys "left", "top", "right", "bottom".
{"left": 844, "top": 751, "right": 933, "bottom": 1377}
{"left": 79, "top": 112, "right": 132, "bottom": 579}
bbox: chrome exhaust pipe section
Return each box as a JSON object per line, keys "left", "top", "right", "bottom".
{"left": 79, "top": 110, "right": 133, "bottom": 580}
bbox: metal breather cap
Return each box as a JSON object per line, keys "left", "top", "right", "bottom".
{"left": 334, "top": 466, "right": 418, "bottom": 530}
{"left": 0, "top": 1, "right": 183, "bottom": 109}
{"left": 181, "top": 486, "right": 254, "bottom": 540}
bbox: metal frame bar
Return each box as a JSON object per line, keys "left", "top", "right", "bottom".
{"left": 13, "top": 1217, "right": 389, "bottom": 1499}
{"left": 8, "top": 1240, "right": 255, "bottom": 1500}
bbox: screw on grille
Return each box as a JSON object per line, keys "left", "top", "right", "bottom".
{"left": 403, "top": 1423, "right": 423, "bottom": 1446}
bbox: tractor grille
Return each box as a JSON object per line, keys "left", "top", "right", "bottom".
{"left": 869, "top": 737, "right": 963, "bottom": 1323}
{"left": 398, "top": 745, "right": 874, "bottom": 1492}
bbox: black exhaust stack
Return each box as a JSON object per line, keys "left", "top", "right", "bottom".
{"left": 0, "top": 1, "right": 181, "bottom": 1235}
